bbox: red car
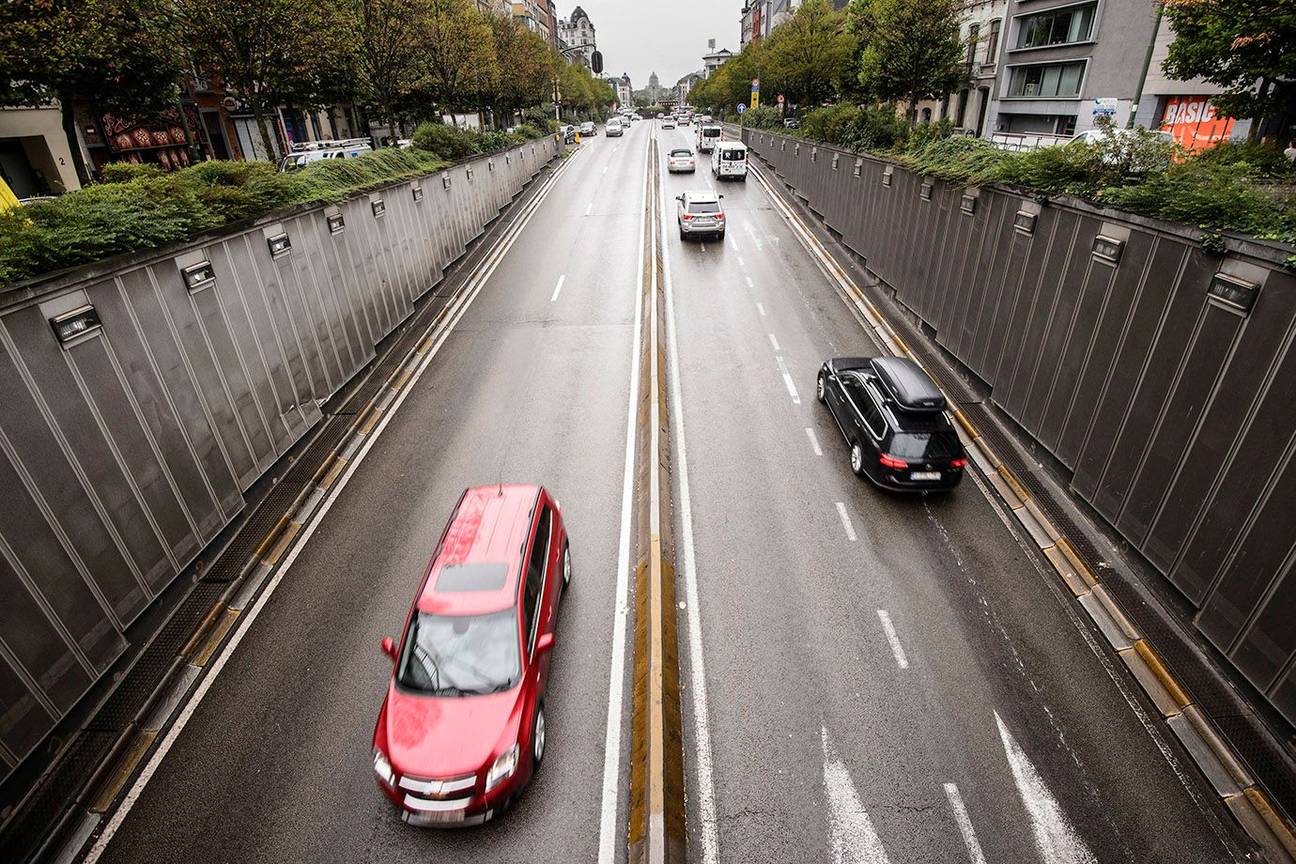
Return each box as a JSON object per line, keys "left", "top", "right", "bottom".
{"left": 372, "top": 484, "right": 570, "bottom": 826}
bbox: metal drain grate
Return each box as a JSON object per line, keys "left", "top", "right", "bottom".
{"left": 0, "top": 730, "right": 116, "bottom": 862}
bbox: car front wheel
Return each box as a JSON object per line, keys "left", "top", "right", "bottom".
{"left": 816, "top": 371, "right": 828, "bottom": 404}
{"left": 850, "top": 442, "right": 867, "bottom": 477}
{"left": 533, "top": 704, "right": 546, "bottom": 769}
{"left": 562, "top": 542, "right": 571, "bottom": 595}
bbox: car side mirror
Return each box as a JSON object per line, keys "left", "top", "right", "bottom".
{"left": 676, "top": 195, "right": 684, "bottom": 202}
{"left": 535, "top": 632, "right": 555, "bottom": 655}
{"left": 381, "top": 636, "right": 396, "bottom": 661}
{"left": 718, "top": 194, "right": 725, "bottom": 199}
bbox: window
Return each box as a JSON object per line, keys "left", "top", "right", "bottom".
{"left": 842, "top": 374, "right": 885, "bottom": 437}
{"left": 1015, "top": 3, "right": 1096, "bottom": 49}
{"left": 1006, "top": 61, "right": 1085, "bottom": 98}
{"left": 967, "top": 23, "right": 979, "bottom": 64}
{"left": 690, "top": 201, "right": 722, "bottom": 214}
{"left": 523, "top": 509, "right": 551, "bottom": 652}
{"left": 397, "top": 609, "right": 520, "bottom": 695}
{"left": 986, "top": 19, "right": 1000, "bottom": 64}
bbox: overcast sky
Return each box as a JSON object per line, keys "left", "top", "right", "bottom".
{"left": 561, "top": 1, "right": 740, "bottom": 91}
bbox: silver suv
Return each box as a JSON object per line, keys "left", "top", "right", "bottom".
{"left": 675, "top": 191, "right": 725, "bottom": 241}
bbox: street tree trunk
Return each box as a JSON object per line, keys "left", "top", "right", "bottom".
{"left": 253, "top": 106, "right": 277, "bottom": 162}
{"left": 59, "top": 91, "right": 92, "bottom": 187}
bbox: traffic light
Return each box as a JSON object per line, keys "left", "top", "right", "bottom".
{"left": 591, "top": 50, "right": 604, "bottom": 74}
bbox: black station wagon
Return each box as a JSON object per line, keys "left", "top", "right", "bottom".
{"left": 816, "top": 356, "right": 966, "bottom": 491}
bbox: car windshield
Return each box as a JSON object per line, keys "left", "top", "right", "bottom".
{"left": 889, "top": 431, "right": 959, "bottom": 461}
{"left": 690, "top": 201, "right": 721, "bottom": 214}
{"left": 670, "top": 149, "right": 692, "bottom": 157}
{"left": 702, "top": 128, "right": 721, "bottom": 137}
{"left": 397, "top": 608, "right": 520, "bottom": 696}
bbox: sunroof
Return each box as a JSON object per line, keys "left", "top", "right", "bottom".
{"left": 435, "top": 563, "right": 508, "bottom": 593}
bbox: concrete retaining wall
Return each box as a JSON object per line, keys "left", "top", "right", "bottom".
{"left": 0, "top": 137, "right": 560, "bottom": 776}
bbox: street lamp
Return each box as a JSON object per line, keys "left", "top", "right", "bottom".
{"left": 553, "top": 43, "right": 601, "bottom": 121}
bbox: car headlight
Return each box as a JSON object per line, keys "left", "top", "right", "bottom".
{"left": 373, "top": 748, "right": 396, "bottom": 787}
{"left": 485, "top": 744, "right": 519, "bottom": 791}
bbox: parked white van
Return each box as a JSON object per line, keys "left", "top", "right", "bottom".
{"left": 278, "top": 138, "right": 373, "bottom": 172}
{"left": 711, "top": 140, "right": 748, "bottom": 181}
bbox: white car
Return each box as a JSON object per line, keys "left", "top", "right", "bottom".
{"left": 1069, "top": 127, "right": 1174, "bottom": 146}
{"left": 607, "top": 118, "right": 624, "bottom": 137}
{"left": 661, "top": 118, "right": 676, "bottom": 130}
{"left": 667, "top": 148, "right": 696, "bottom": 173}
{"left": 676, "top": 190, "right": 725, "bottom": 240}
{"left": 278, "top": 138, "right": 372, "bottom": 172}
{"left": 580, "top": 121, "right": 596, "bottom": 136}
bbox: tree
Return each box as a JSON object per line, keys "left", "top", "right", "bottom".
{"left": 762, "top": 0, "right": 858, "bottom": 107}
{"left": 0, "top": 0, "right": 183, "bottom": 185}
{"left": 348, "top": 0, "right": 431, "bottom": 144}
{"left": 420, "top": 0, "right": 497, "bottom": 123}
{"left": 179, "top": 0, "right": 354, "bottom": 160}
{"left": 1162, "top": 0, "right": 1296, "bottom": 140}
{"left": 858, "top": 0, "right": 967, "bottom": 125}
{"left": 487, "top": 15, "right": 555, "bottom": 126}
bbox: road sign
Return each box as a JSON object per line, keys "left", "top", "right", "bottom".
{"left": 737, "top": 103, "right": 746, "bottom": 115}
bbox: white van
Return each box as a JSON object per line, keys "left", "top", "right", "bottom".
{"left": 278, "top": 138, "right": 373, "bottom": 172}
{"left": 697, "top": 124, "right": 723, "bottom": 153}
{"left": 711, "top": 141, "right": 748, "bottom": 181}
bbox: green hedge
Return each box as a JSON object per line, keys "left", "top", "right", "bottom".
{"left": 763, "top": 105, "right": 1296, "bottom": 252}
{"left": 0, "top": 147, "right": 462, "bottom": 286}
{"left": 409, "top": 120, "right": 551, "bottom": 162}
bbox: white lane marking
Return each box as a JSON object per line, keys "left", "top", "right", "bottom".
{"left": 821, "top": 727, "right": 892, "bottom": 864}
{"left": 602, "top": 165, "right": 608, "bottom": 175}
{"left": 943, "top": 783, "right": 988, "bottom": 864}
{"left": 660, "top": 125, "right": 720, "bottom": 864}
{"left": 805, "top": 427, "right": 823, "bottom": 456}
{"left": 836, "top": 502, "right": 858, "bottom": 542}
{"left": 768, "top": 333, "right": 781, "bottom": 353}
{"left": 738, "top": 255, "right": 746, "bottom": 267}
{"left": 550, "top": 274, "right": 566, "bottom": 303}
{"left": 756, "top": 302, "right": 767, "bottom": 317}
{"left": 994, "top": 711, "right": 1097, "bottom": 864}
{"left": 745, "top": 275, "right": 755, "bottom": 289}
{"left": 776, "top": 355, "right": 800, "bottom": 404}
{"left": 83, "top": 145, "right": 585, "bottom": 864}
{"left": 598, "top": 126, "right": 651, "bottom": 864}
{"left": 875, "top": 609, "right": 909, "bottom": 669}
{"left": 585, "top": 202, "right": 593, "bottom": 216}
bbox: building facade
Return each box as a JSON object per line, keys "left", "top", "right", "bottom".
{"left": 512, "top": 1, "right": 553, "bottom": 45}
{"left": 558, "top": 6, "right": 597, "bottom": 67}
{"left": 915, "top": 0, "right": 1009, "bottom": 135}
{"left": 985, "top": 0, "right": 1162, "bottom": 140}
{"left": 0, "top": 105, "right": 81, "bottom": 198}
{"left": 703, "top": 39, "right": 734, "bottom": 79}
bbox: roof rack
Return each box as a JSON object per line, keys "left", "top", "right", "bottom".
{"left": 288, "top": 138, "right": 372, "bottom": 153}
{"left": 869, "top": 357, "right": 946, "bottom": 413}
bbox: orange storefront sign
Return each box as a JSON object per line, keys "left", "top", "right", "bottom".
{"left": 1160, "top": 96, "right": 1235, "bottom": 151}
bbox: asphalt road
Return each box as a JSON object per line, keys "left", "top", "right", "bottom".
{"left": 95, "top": 122, "right": 650, "bottom": 864}
{"left": 654, "top": 125, "right": 1244, "bottom": 864}
{"left": 89, "top": 118, "right": 1245, "bottom": 864}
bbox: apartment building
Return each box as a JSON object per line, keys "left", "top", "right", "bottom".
{"left": 918, "top": 0, "right": 1009, "bottom": 136}
{"left": 512, "top": 1, "right": 553, "bottom": 45}
{"left": 984, "top": 0, "right": 1161, "bottom": 140}
{"left": 558, "top": 6, "right": 597, "bottom": 67}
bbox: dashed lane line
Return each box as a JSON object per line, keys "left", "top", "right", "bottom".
{"left": 805, "top": 427, "right": 823, "bottom": 456}
{"left": 876, "top": 609, "right": 910, "bottom": 669}
{"left": 836, "top": 502, "right": 858, "bottom": 543}
{"left": 943, "top": 783, "right": 988, "bottom": 864}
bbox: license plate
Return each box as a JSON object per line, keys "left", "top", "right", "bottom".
{"left": 405, "top": 808, "right": 466, "bottom": 826}
{"left": 911, "top": 471, "right": 941, "bottom": 481}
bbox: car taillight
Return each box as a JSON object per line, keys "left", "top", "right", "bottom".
{"left": 879, "top": 454, "right": 908, "bottom": 470}
{"left": 715, "top": 213, "right": 725, "bottom": 220}
{"left": 950, "top": 458, "right": 967, "bottom": 469}
{"left": 682, "top": 214, "right": 695, "bottom": 221}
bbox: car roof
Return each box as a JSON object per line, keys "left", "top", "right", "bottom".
{"left": 418, "top": 484, "right": 541, "bottom": 616}
{"left": 869, "top": 356, "right": 946, "bottom": 412}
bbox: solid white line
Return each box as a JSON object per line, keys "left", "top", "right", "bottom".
{"left": 745, "top": 275, "right": 755, "bottom": 289}
{"left": 776, "top": 355, "right": 800, "bottom": 404}
{"left": 943, "top": 783, "right": 988, "bottom": 864}
{"left": 550, "top": 274, "right": 566, "bottom": 303}
{"left": 836, "top": 502, "right": 858, "bottom": 542}
{"left": 876, "top": 609, "right": 909, "bottom": 669}
{"left": 597, "top": 126, "right": 651, "bottom": 864}
{"left": 660, "top": 124, "right": 720, "bottom": 864}
{"left": 82, "top": 145, "right": 582, "bottom": 864}
{"left": 768, "top": 333, "right": 781, "bottom": 352}
{"left": 995, "top": 711, "right": 1097, "bottom": 864}
{"left": 821, "top": 726, "right": 892, "bottom": 864}
{"left": 805, "top": 427, "right": 823, "bottom": 456}
{"left": 756, "top": 302, "right": 767, "bottom": 317}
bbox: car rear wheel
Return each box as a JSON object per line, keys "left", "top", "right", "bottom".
{"left": 533, "top": 704, "right": 547, "bottom": 769}
{"left": 816, "top": 371, "right": 828, "bottom": 404}
{"left": 850, "top": 442, "right": 867, "bottom": 477}
{"left": 562, "top": 542, "right": 571, "bottom": 596}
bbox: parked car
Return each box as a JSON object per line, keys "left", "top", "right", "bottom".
{"left": 676, "top": 190, "right": 725, "bottom": 240}
{"left": 606, "top": 118, "right": 624, "bottom": 137}
{"left": 711, "top": 140, "right": 747, "bottom": 181}
{"left": 580, "top": 121, "right": 596, "bottom": 136}
{"left": 816, "top": 356, "right": 966, "bottom": 491}
{"left": 783, "top": 117, "right": 801, "bottom": 129}
{"left": 372, "top": 484, "right": 570, "bottom": 826}
{"left": 278, "top": 138, "right": 373, "bottom": 172}
{"left": 667, "top": 148, "right": 696, "bottom": 173}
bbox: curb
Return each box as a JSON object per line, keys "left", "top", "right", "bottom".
{"left": 747, "top": 156, "right": 1296, "bottom": 864}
